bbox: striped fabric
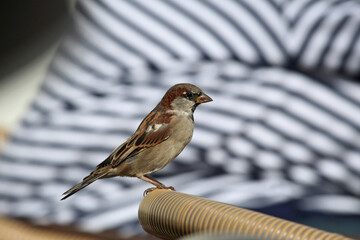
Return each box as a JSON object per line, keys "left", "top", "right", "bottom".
{"left": 285, "top": 0, "right": 360, "bottom": 78}
{"left": 1, "top": 0, "right": 360, "bottom": 236}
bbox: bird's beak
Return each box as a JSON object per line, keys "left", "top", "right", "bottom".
{"left": 196, "top": 93, "right": 213, "bottom": 104}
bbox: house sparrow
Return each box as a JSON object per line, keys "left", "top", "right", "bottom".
{"left": 61, "top": 83, "right": 212, "bottom": 200}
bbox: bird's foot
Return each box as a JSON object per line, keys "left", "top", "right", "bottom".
{"left": 143, "top": 185, "right": 175, "bottom": 196}
{"left": 160, "top": 185, "right": 175, "bottom": 191}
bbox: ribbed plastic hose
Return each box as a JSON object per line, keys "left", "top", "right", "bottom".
{"left": 138, "top": 189, "right": 352, "bottom": 240}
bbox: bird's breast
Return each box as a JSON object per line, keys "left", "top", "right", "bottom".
{"left": 158, "top": 115, "right": 194, "bottom": 159}
{"left": 129, "top": 115, "right": 194, "bottom": 176}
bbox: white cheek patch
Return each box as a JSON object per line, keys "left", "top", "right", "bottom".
{"left": 146, "top": 124, "right": 163, "bottom": 132}
{"left": 170, "top": 97, "right": 195, "bottom": 116}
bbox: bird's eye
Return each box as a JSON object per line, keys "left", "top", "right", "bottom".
{"left": 184, "top": 92, "right": 194, "bottom": 99}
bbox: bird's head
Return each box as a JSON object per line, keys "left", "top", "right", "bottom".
{"left": 159, "top": 83, "right": 212, "bottom": 113}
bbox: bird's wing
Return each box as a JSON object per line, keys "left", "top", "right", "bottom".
{"left": 97, "top": 110, "right": 174, "bottom": 168}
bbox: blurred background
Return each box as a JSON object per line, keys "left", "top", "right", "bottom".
{"left": 0, "top": 0, "right": 72, "bottom": 136}
{"left": 0, "top": 0, "right": 360, "bottom": 239}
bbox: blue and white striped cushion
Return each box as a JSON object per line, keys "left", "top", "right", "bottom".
{"left": 0, "top": 0, "right": 359, "bottom": 235}
{"left": 74, "top": 0, "right": 288, "bottom": 67}
{"left": 284, "top": 0, "right": 360, "bottom": 78}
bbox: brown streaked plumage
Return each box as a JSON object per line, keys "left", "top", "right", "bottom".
{"left": 61, "top": 83, "right": 212, "bottom": 200}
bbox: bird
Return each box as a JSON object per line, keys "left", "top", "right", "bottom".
{"left": 61, "top": 83, "right": 212, "bottom": 200}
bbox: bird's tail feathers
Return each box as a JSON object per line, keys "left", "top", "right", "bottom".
{"left": 61, "top": 171, "right": 107, "bottom": 200}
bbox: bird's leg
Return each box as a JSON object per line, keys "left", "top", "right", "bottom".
{"left": 139, "top": 175, "right": 166, "bottom": 188}
{"left": 138, "top": 175, "right": 175, "bottom": 196}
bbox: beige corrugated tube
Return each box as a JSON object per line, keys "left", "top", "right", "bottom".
{"left": 138, "top": 189, "right": 353, "bottom": 240}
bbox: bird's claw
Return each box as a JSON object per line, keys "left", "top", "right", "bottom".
{"left": 143, "top": 186, "right": 175, "bottom": 196}
{"left": 143, "top": 187, "right": 157, "bottom": 196}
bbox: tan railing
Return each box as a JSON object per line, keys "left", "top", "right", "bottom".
{"left": 138, "top": 189, "right": 352, "bottom": 240}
